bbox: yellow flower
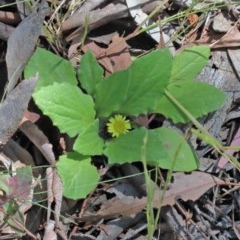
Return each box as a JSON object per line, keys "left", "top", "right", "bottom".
{"left": 107, "top": 114, "right": 131, "bottom": 138}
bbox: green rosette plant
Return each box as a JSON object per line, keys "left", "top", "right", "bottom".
{"left": 25, "top": 46, "right": 226, "bottom": 199}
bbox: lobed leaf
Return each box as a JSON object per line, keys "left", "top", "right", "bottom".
{"left": 148, "top": 127, "right": 199, "bottom": 172}
{"left": 33, "top": 82, "right": 95, "bottom": 137}
{"left": 56, "top": 153, "right": 100, "bottom": 199}
{"left": 24, "top": 48, "right": 77, "bottom": 90}
{"left": 156, "top": 82, "right": 226, "bottom": 123}
{"left": 104, "top": 128, "right": 147, "bottom": 164}
{"left": 73, "top": 119, "right": 105, "bottom": 155}
{"left": 94, "top": 69, "right": 130, "bottom": 117}
{"left": 118, "top": 48, "right": 172, "bottom": 115}
{"left": 78, "top": 50, "right": 103, "bottom": 96}
{"left": 171, "top": 46, "right": 210, "bottom": 82}
{"left": 105, "top": 127, "right": 198, "bottom": 171}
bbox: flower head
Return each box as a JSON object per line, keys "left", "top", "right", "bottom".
{"left": 107, "top": 114, "right": 131, "bottom": 138}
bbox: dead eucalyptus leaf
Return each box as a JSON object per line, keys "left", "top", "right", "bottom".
{"left": 96, "top": 171, "right": 224, "bottom": 219}
{"left": 82, "top": 41, "right": 113, "bottom": 73}
{"left": 106, "top": 34, "right": 132, "bottom": 72}
{"left": 0, "top": 75, "right": 38, "bottom": 147}
{"left": 156, "top": 171, "right": 224, "bottom": 206}
{"left": 5, "top": 0, "right": 48, "bottom": 93}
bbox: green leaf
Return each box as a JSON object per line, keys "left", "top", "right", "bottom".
{"left": 57, "top": 153, "right": 100, "bottom": 199}
{"left": 94, "top": 70, "right": 130, "bottom": 117}
{"left": 73, "top": 119, "right": 105, "bottom": 155}
{"left": 78, "top": 50, "right": 103, "bottom": 96}
{"left": 24, "top": 48, "right": 77, "bottom": 90}
{"left": 171, "top": 46, "right": 210, "bottom": 82}
{"left": 148, "top": 127, "right": 198, "bottom": 172}
{"left": 104, "top": 128, "right": 145, "bottom": 163}
{"left": 104, "top": 128, "right": 166, "bottom": 164}
{"left": 156, "top": 82, "right": 226, "bottom": 123}
{"left": 105, "top": 127, "right": 198, "bottom": 171}
{"left": 119, "top": 48, "right": 172, "bottom": 115}
{"left": 33, "top": 82, "right": 95, "bottom": 137}
{"left": 94, "top": 48, "right": 172, "bottom": 117}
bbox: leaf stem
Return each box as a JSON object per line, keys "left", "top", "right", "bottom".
{"left": 141, "top": 131, "right": 156, "bottom": 239}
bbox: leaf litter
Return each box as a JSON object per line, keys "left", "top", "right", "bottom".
{"left": 1, "top": 0, "right": 240, "bottom": 239}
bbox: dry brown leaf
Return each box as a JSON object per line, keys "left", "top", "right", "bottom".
{"left": 95, "top": 171, "right": 224, "bottom": 219}
{"left": 106, "top": 34, "right": 132, "bottom": 72}
{"left": 185, "top": 26, "right": 240, "bottom": 49}
{"left": 97, "top": 197, "right": 146, "bottom": 219}
{"left": 88, "top": 32, "right": 117, "bottom": 45}
{"left": 82, "top": 35, "right": 131, "bottom": 75}
{"left": 82, "top": 41, "right": 113, "bottom": 73}
{"left": 156, "top": 171, "right": 224, "bottom": 206}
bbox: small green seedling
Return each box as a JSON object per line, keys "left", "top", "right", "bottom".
{"left": 25, "top": 46, "right": 226, "bottom": 200}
